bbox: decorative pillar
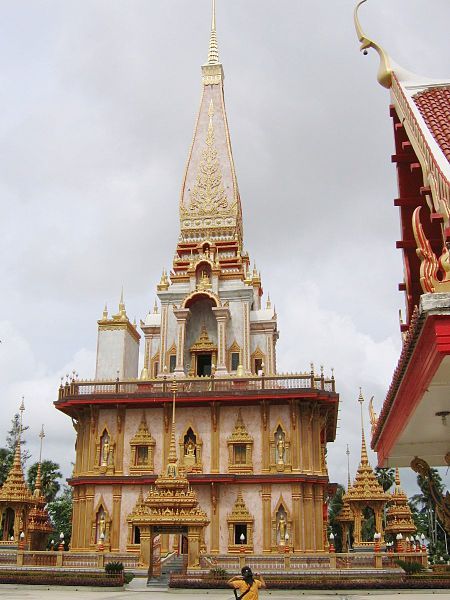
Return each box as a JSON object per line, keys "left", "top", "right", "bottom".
{"left": 261, "top": 401, "right": 270, "bottom": 472}
{"left": 304, "top": 483, "right": 313, "bottom": 551}
{"left": 290, "top": 400, "right": 299, "bottom": 471}
{"left": 262, "top": 484, "right": 271, "bottom": 553}
{"left": 187, "top": 527, "right": 201, "bottom": 569}
{"left": 292, "top": 484, "right": 301, "bottom": 552}
{"left": 314, "top": 485, "right": 324, "bottom": 551}
{"left": 88, "top": 408, "right": 98, "bottom": 473}
{"left": 173, "top": 308, "right": 190, "bottom": 376}
{"left": 210, "top": 403, "right": 220, "bottom": 473}
{"left": 312, "top": 408, "right": 321, "bottom": 473}
{"left": 242, "top": 302, "right": 251, "bottom": 373}
{"left": 140, "top": 526, "right": 151, "bottom": 569}
{"left": 210, "top": 483, "right": 220, "bottom": 553}
{"left": 111, "top": 485, "right": 122, "bottom": 552}
{"left": 212, "top": 307, "right": 230, "bottom": 374}
{"left": 84, "top": 485, "right": 95, "bottom": 549}
{"left": 71, "top": 487, "right": 80, "bottom": 549}
{"left": 115, "top": 408, "right": 125, "bottom": 474}
{"left": 159, "top": 304, "right": 169, "bottom": 374}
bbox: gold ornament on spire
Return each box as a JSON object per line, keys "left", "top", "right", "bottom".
{"left": 184, "top": 101, "right": 230, "bottom": 218}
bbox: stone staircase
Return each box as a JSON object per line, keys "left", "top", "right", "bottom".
{"left": 147, "top": 553, "right": 184, "bottom": 588}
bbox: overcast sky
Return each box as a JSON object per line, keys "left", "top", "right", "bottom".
{"left": 0, "top": 0, "right": 449, "bottom": 496}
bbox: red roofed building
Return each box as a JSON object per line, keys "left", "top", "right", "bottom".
{"left": 354, "top": 1, "right": 450, "bottom": 489}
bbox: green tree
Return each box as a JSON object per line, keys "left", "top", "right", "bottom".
{"left": 328, "top": 484, "right": 345, "bottom": 552}
{"left": 27, "top": 461, "right": 62, "bottom": 503}
{"left": 410, "top": 468, "right": 447, "bottom": 553}
{"left": 47, "top": 486, "right": 72, "bottom": 548}
{"left": 375, "top": 467, "right": 396, "bottom": 492}
{"left": 0, "top": 413, "right": 30, "bottom": 485}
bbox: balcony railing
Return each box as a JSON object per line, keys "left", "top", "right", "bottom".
{"left": 58, "top": 371, "right": 336, "bottom": 401}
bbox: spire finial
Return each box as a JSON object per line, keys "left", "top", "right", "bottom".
{"left": 166, "top": 380, "right": 179, "bottom": 477}
{"left": 358, "top": 388, "right": 369, "bottom": 464}
{"left": 38, "top": 425, "right": 45, "bottom": 464}
{"left": 207, "top": 0, "right": 219, "bottom": 65}
{"left": 346, "top": 444, "right": 351, "bottom": 489}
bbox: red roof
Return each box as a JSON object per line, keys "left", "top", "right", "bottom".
{"left": 413, "top": 86, "right": 450, "bottom": 162}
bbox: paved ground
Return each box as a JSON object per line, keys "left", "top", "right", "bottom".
{"left": 0, "top": 583, "right": 449, "bottom": 600}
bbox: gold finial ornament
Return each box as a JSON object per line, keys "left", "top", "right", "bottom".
{"left": 354, "top": 0, "right": 392, "bottom": 89}
{"left": 208, "top": 0, "right": 219, "bottom": 65}
{"left": 102, "top": 304, "right": 108, "bottom": 320}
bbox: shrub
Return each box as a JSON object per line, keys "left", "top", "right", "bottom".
{"left": 395, "top": 559, "right": 425, "bottom": 575}
{"left": 208, "top": 567, "right": 229, "bottom": 579}
{"left": 105, "top": 561, "right": 124, "bottom": 574}
{"left": 0, "top": 570, "right": 123, "bottom": 587}
{"left": 124, "top": 572, "right": 135, "bottom": 584}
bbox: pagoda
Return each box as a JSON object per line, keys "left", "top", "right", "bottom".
{"left": 384, "top": 468, "right": 416, "bottom": 542}
{"left": 56, "top": 1, "right": 340, "bottom": 564}
{"left": 342, "top": 392, "right": 389, "bottom": 548}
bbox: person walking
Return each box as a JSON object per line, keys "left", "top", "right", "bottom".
{"left": 228, "top": 566, "right": 266, "bottom": 600}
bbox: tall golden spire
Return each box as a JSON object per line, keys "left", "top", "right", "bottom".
{"left": 346, "top": 444, "right": 351, "bottom": 489}
{"left": 358, "top": 388, "right": 369, "bottom": 465}
{"left": 207, "top": 0, "right": 219, "bottom": 65}
{"left": 166, "top": 380, "right": 179, "bottom": 476}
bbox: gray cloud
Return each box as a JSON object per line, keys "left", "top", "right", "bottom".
{"left": 1, "top": 0, "right": 449, "bottom": 494}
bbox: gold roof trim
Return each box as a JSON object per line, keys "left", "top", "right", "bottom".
{"left": 354, "top": 0, "right": 392, "bottom": 89}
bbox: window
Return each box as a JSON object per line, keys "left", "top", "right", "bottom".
{"left": 234, "top": 524, "right": 247, "bottom": 545}
{"left": 136, "top": 446, "right": 148, "bottom": 466}
{"left": 231, "top": 352, "right": 240, "bottom": 371}
{"left": 133, "top": 526, "right": 141, "bottom": 545}
{"left": 169, "top": 355, "right": 176, "bottom": 373}
{"left": 234, "top": 444, "right": 247, "bottom": 464}
{"left": 254, "top": 358, "right": 263, "bottom": 374}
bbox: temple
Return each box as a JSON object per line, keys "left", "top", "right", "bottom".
{"left": 354, "top": 1, "right": 449, "bottom": 532}
{"left": 55, "top": 2, "right": 339, "bottom": 569}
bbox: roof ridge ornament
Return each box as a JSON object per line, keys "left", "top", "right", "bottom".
{"left": 354, "top": 0, "right": 392, "bottom": 89}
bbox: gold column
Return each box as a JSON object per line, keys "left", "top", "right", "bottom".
{"left": 75, "top": 486, "right": 86, "bottom": 550}
{"left": 261, "top": 401, "right": 270, "bottom": 472}
{"left": 140, "top": 527, "right": 151, "bottom": 569}
{"left": 210, "top": 483, "right": 220, "bottom": 553}
{"left": 81, "top": 416, "right": 90, "bottom": 475}
{"left": 111, "top": 485, "right": 122, "bottom": 552}
{"left": 210, "top": 403, "right": 220, "bottom": 473}
{"left": 304, "top": 483, "right": 313, "bottom": 551}
{"left": 313, "top": 484, "right": 324, "bottom": 551}
{"left": 262, "top": 484, "right": 272, "bottom": 553}
{"left": 84, "top": 485, "right": 95, "bottom": 549}
{"left": 159, "top": 304, "right": 169, "bottom": 373}
{"left": 291, "top": 484, "right": 301, "bottom": 552}
{"left": 187, "top": 527, "right": 201, "bottom": 569}
{"left": 242, "top": 302, "right": 251, "bottom": 373}
{"left": 212, "top": 307, "right": 230, "bottom": 374}
{"left": 88, "top": 408, "right": 98, "bottom": 473}
{"left": 71, "top": 486, "right": 80, "bottom": 549}
{"left": 300, "top": 404, "right": 311, "bottom": 472}
{"left": 115, "top": 408, "right": 126, "bottom": 474}
{"left": 173, "top": 308, "right": 190, "bottom": 375}
{"left": 163, "top": 403, "right": 171, "bottom": 466}
{"left": 312, "top": 408, "right": 321, "bottom": 474}
{"left": 290, "top": 400, "right": 299, "bottom": 471}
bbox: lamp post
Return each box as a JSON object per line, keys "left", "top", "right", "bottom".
{"left": 98, "top": 532, "right": 105, "bottom": 552}
{"left": 421, "top": 533, "right": 426, "bottom": 552}
{"left": 239, "top": 533, "right": 246, "bottom": 568}
{"left": 50, "top": 539, "right": 55, "bottom": 551}
{"left": 396, "top": 533, "right": 403, "bottom": 553}
{"left": 329, "top": 532, "right": 335, "bottom": 553}
{"left": 374, "top": 532, "right": 381, "bottom": 553}
{"left": 284, "top": 532, "right": 290, "bottom": 554}
{"left": 415, "top": 535, "right": 421, "bottom": 553}
{"left": 59, "top": 532, "right": 65, "bottom": 551}
{"left": 405, "top": 536, "right": 410, "bottom": 552}
{"left": 19, "top": 532, "right": 25, "bottom": 551}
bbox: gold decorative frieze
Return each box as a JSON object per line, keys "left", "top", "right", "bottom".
{"left": 129, "top": 414, "right": 156, "bottom": 474}
{"left": 227, "top": 410, "right": 253, "bottom": 474}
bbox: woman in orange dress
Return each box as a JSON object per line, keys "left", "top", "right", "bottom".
{"left": 228, "top": 566, "right": 266, "bottom": 600}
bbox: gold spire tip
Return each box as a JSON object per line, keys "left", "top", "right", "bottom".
{"left": 207, "top": 0, "right": 220, "bottom": 65}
